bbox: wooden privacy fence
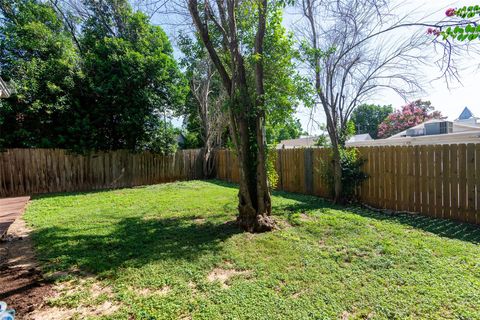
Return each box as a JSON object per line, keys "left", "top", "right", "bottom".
{"left": 216, "top": 148, "right": 332, "bottom": 198}
{"left": 0, "top": 149, "right": 204, "bottom": 197}
{"left": 1, "top": 145, "right": 479, "bottom": 225}
{"left": 215, "top": 144, "right": 480, "bottom": 225}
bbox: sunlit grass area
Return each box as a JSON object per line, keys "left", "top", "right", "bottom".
{"left": 25, "top": 180, "right": 480, "bottom": 319}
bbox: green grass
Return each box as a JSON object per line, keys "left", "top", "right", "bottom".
{"left": 25, "top": 180, "right": 480, "bottom": 320}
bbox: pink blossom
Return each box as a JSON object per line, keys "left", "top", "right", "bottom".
{"left": 445, "top": 8, "right": 456, "bottom": 17}
{"left": 377, "top": 100, "right": 444, "bottom": 138}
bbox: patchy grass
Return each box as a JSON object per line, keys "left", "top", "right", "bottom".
{"left": 25, "top": 180, "right": 480, "bottom": 319}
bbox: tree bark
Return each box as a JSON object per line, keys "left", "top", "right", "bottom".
{"left": 331, "top": 140, "right": 343, "bottom": 203}
{"left": 189, "top": 0, "right": 274, "bottom": 232}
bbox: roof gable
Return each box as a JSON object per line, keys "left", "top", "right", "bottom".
{"left": 458, "top": 107, "right": 475, "bottom": 120}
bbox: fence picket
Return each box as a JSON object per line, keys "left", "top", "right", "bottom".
{"left": 458, "top": 144, "right": 467, "bottom": 222}
{"left": 476, "top": 144, "right": 480, "bottom": 224}
{"left": 442, "top": 144, "right": 451, "bottom": 219}
{"left": 467, "top": 144, "right": 476, "bottom": 224}
{"left": 434, "top": 145, "right": 443, "bottom": 218}
{"left": 450, "top": 145, "right": 460, "bottom": 220}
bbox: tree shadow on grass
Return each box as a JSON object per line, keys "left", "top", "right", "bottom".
{"left": 33, "top": 179, "right": 480, "bottom": 277}
{"left": 205, "top": 180, "right": 480, "bottom": 244}
{"left": 32, "top": 215, "right": 241, "bottom": 276}
{"left": 205, "top": 179, "right": 337, "bottom": 214}
{"left": 347, "top": 206, "right": 480, "bottom": 244}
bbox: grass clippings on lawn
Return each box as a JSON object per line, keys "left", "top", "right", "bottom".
{"left": 23, "top": 180, "right": 480, "bottom": 319}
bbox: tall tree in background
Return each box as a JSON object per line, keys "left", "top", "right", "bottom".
{"left": 188, "top": 0, "right": 305, "bottom": 232}
{"left": 73, "top": 0, "right": 187, "bottom": 151}
{"left": 178, "top": 33, "right": 228, "bottom": 177}
{"left": 351, "top": 104, "right": 393, "bottom": 139}
{"left": 0, "top": 0, "right": 80, "bottom": 148}
{"left": 145, "top": 120, "right": 180, "bottom": 154}
{"left": 378, "top": 100, "right": 443, "bottom": 139}
{"left": 0, "top": 0, "right": 187, "bottom": 152}
{"left": 298, "top": 0, "right": 426, "bottom": 202}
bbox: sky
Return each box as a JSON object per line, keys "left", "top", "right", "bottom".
{"left": 385, "top": 1, "right": 479, "bottom": 119}
{"left": 290, "top": 0, "right": 480, "bottom": 135}
{"left": 153, "top": 0, "right": 480, "bottom": 135}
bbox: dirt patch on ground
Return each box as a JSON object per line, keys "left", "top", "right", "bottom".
{"left": 0, "top": 216, "right": 121, "bottom": 320}
{"left": 275, "top": 219, "right": 293, "bottom": 230}
{"left": 340, "top": 310, "right": 375, "bottom": 320}
{"left": 29, "top": 300, "right": 121, "bottom": 320}
{"left": 193, "top": 218, "right": 206, "bottom": 224}
{"left": 299, "top": 213, "right": 312, "bottom": 222}
{"left": 207, "top": 267, "right": 251, "bottom": 288}
{"left": 29, "top": 275, "right": 122, "bottom": 319}
{"left": 0, "top": 217, "right": 54, "bottom": 318}
{"left": 131, "top": 285, "right": 171, "bottom": 297}
{"left": 291, "top": 289, "right": 307, "bottom": 299}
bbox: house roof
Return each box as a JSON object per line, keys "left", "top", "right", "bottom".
{"left": 387, "top": 116, "right": 480, "bottom": 140}
{"left": 346, "top": 130, "right": 480, "bottom": 147}
{"left": 457, "top": 107, "right": 475, "bottom": 120}
{"left": 277, "top": 136, "right": 318, "bottom": 149}
{"left": 347, "top": 133, "right": 372, "bottom": 143}
{"left": 387, "top": 119, "right": 441, "bottom": 139}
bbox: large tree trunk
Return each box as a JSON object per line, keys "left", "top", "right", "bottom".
{"left": 227, "top": 0, "right": 273, "bottom": 232}
{"left": 325, "top": 125, "right": 344, "bottom": 204}
{"left": 188, "top": 0, "right": 274, "bottom": 232}
{"left": 234, "top": 126, "right": 274, "bottom": 232}
{"left": 229, "top": 95, "right": 274, "bottom": 232}
{"left": 201, "top": 146, "right": 215, "bottom": 178}
{"left": 331, "top": 142, "right": 343, "bottom": 203}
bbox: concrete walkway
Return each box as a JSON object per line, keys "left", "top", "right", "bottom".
{"left": 0, "top": 196, "right": 30, "bottom": 238}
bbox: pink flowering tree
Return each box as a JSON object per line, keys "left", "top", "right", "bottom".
{"left": 377, "top": 100, "right": 443, "bottom": 139}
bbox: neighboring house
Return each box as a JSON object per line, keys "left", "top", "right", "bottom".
{"left": 347, "top": 133, "right": 373, "bottom": 144}
{"left": 277, "top": 133, "right": 372, "bottom": 149}
{"left": 0, "top": 77, "right": 12, "bottom": 98}
{"left": 455, "top": 106, "right": 480, "bottom": 126}
{"left": 347, "top": 107, "right": 480, "bottom": 147}
{"left": 277, "top": 136, "right": 318, "bottom": 149}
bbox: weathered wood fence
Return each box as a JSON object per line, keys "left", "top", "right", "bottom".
{"left": 216, "top": 144, "right": 480, "bottom": 225}
{"left": 0, "top": 149, "right": 203, "bottom": 197}
{"left": 1, "top": 145, "right": 479, "bottom": 225}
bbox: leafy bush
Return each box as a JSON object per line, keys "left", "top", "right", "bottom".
{"left": 321, "top": 148, "right": 368, "bottom": 202}
{"left": 266, "top": 148, "right": 279, "bottom": 189}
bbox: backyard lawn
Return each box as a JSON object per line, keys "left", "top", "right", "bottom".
{"left": 24, "top": 180, "right": 480, "bottom": 319}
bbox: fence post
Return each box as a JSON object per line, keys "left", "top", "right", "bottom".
{"left": 304, "top": 148, "right": 314, "bottom": 195}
